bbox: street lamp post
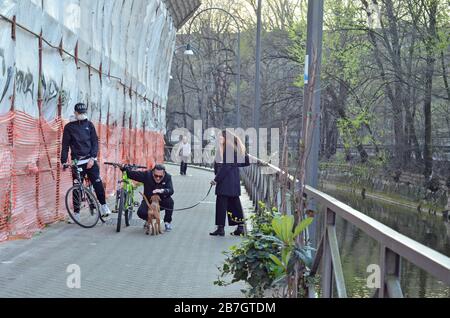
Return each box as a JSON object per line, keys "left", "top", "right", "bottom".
{"left": 173, "top": 44, "right": 196, "bottom": 56}
{"left": 185, "top": 7, "right": 241, "bottom": 128}
{"left": 173, "top": 44, "right": 206, "bottom": 126}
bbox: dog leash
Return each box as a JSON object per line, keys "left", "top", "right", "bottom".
{"left": 146, "top": 184, "right": 214, "bottom": 212}
{"left": 142, "top": 154, "right": 259, "bottom": 212}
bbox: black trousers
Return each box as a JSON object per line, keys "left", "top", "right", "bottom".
{"left": 72, "top": 162, "right": 106, "bottom": 206}
{"left": 215, "top": 195, "right": 244, "bottom": 227}
{"left": 137, "top": 197, "right": 174, "bottom": 223}
{"left": 180, "top": 161, "right": 188, "bottom": 175}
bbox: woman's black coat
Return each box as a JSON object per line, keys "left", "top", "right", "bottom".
{"left": 214, "top": 151, "right": 250, "bottom": 197}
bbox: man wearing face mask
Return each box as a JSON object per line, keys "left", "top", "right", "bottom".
{"left": 61, "top": 102, "right": 112, "bottom": 222}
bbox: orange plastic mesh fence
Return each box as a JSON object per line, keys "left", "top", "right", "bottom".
{"left": 0, "top": 111, "right": 14, "bottom": 242}
{"left": 10, "top": 112, "right": 42, "bottom": 240}
{"left": 100, "top": 124, "right": 120, "bottom": 197}
{"left": 0, "top": 111, "right": 164, "bottom": 242}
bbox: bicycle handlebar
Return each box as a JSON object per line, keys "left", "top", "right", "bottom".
{"left": 63, "top": 162, "right": 78, "bottom": 170}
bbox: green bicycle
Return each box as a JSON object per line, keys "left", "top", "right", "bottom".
{"left": 104, "top": 162, "right": 146, "bottom": 232}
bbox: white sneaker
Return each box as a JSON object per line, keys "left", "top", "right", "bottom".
{"left": 165, "top": 222, "right": 172, "bottom": 232}
{"left": 68, "top": 213, "right": 80, "bottom": 224}
{"left": 101, "top": 204, "right": 112, "bottom": 217}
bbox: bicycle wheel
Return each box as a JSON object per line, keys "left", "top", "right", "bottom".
{"left": 88, "top": 184, "right": 106, "bottom": 224}
{"left": 65, "top": 185, "right": 100, "bottom": 228}
{"left": 116, "top": 189, "right": 126, "bottom": 232}
{"left": 125, "top": 196, "right": 133, "bottom": 227}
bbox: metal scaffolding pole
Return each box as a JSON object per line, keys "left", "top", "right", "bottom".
{"left": 303, "top": 0, "right": 324, "bottom": 248}
{"left": 253, "top": 0, "right": 263, "bottom": 157}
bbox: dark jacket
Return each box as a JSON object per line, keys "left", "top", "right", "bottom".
{"left": 126, "top": 169, "right": 174, "bottom": 201}
{"left": 61, "top": 119, "right": 98, "bottom": 164}
{"left": 214, "top": 152, "right": 250, "bottom": 197}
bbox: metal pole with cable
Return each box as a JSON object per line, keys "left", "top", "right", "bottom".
{"left": 254, "top": 0, "right": 263, "bottom": 157}
{"left": 303, "top": 0, "right": 324, "bottom": 248}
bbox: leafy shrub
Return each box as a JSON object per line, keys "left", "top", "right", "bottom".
{"left": 215, "top": 202, "right": 315, "bottom": 298}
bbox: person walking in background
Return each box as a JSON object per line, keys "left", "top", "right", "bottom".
{"left": 210, "top": 130, "right": 250, "bottom": 237}
{"left": 179, "top": 135, "right": 191, "bottom": 175}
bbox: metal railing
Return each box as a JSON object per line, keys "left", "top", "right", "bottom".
{"left": 240, "top": 158, "right": 450, "bottom": 298}
{"left": 163, "top": 145, "right": 450, "bottom": 297}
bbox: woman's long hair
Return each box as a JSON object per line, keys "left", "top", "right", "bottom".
{"left": 218, "top": 130, "right": 246, "bottom": 164}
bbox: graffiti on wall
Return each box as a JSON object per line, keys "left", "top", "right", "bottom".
{"left": 0, "top": 36, "right": 15, "bottom": 115}
{"left": 0, "top": 48, "right": 13, "bottom": 106}
{"left": 15, "top": 70, "right": 35, "bottom": 102}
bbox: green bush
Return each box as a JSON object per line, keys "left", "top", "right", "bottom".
{"left": 215, "top": 201, "right": 315, "bottom": 298}
{"left": 214, "top": 202, "right": 281, "bottom": 298}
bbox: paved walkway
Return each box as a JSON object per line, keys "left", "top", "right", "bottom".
{"left": 0, "top": 165, "right": 252, "bottom": 298}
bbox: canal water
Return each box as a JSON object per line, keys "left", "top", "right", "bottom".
{"left": 316, "top": 186, "right": 450, "bottom": 298}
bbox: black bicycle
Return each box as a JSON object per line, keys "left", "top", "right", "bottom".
{"left": 104, "top": 162, "right": 146, "bottom": 232}
{"left": 64, "top": 160, "right": 106, "bottom": 228}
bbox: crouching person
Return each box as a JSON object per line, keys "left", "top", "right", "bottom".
{"left": 121, "top": 164, "right": 175, "bottom": 232}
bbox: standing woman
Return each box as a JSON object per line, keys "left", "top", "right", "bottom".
{"left": 210, "top": 130, "right": 250, "bottom": 236}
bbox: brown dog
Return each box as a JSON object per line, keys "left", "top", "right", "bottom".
{"left": 141, "top": 193, "right": 162, "bottom": 235}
